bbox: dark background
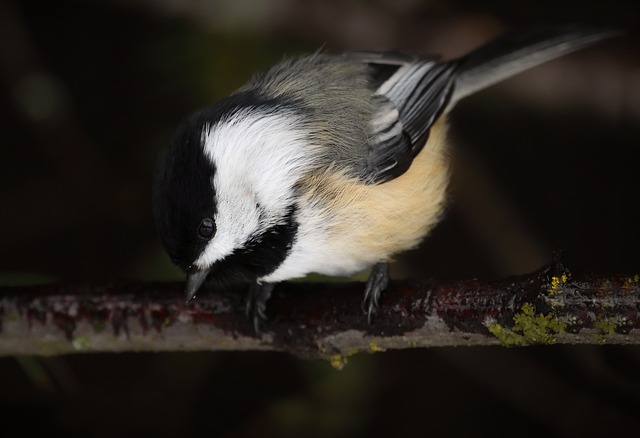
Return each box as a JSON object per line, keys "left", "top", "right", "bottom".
{"left": 1, "top": 0, "right": 639, "bottom": 436}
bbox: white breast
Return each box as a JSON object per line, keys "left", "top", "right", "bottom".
{"left": 261, "top": 202, "right": 371, "bottom": 283}
{"left": 261, "top": 118, "right": 451, "bottom": 283}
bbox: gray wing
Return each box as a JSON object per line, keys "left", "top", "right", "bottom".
{"left": 344, "top": 51, "right": 457, "bottom": 184}
{"left": 345, "top": 26, "right": 617, "bottom": 184}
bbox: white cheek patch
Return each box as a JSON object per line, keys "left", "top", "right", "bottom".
{"left": 194, "top": 110, "right": 318, "bottom": 268}
{"left": 195, "top": 177, "right": 261, "bottom": 268}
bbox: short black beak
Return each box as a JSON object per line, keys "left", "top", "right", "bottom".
{"left": 185, "top": 267, "right": 211, "bottom": 304}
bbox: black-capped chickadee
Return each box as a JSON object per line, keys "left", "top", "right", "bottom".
{"left": 153, "top": 26, "right": 615, "bottom": 331}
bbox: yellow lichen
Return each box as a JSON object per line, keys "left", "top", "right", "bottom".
{"left": 624, "top": 275, "right": 640, "bottom": 289}
{"left": 548, "top": 274, "right": 568, "bottom": 296}
{"left": 329, "top": 354, "right": 348, "bottom": 370}
{"left": 72, "top": 336, "right": 91, "bottom": 351}
{"left": 368, "top": 342, "right": 384, "bottom": 353}
{"left": 489, "top": 302, "right": 566, "bottom": 347}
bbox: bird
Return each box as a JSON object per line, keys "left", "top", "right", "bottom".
{"left": 152, "top": 25, "right": 616, "bottom": 332}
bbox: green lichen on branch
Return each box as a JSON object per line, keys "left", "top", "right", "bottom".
{"left": 594, "top": 317, "right": 618, "bottom": 335}
{"left": 488, "top": 303, "right": 567, "bottom": 346}
{"left": 1, "top": 265, "right": 639, "bottom": 357}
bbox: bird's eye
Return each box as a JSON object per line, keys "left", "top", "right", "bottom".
{"left": 197, "top": 218, "right": 215, "bottom": 240}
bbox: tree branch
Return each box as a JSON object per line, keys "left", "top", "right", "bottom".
{"left": 1, "top": 261, "right": 639, "bottom": 367}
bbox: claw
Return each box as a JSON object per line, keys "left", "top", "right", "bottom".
{"left": 245, "top": 282, "right": 274, "bottom": 335}
{"left": 362, "top": 262, "right": 389, "bottom": 323}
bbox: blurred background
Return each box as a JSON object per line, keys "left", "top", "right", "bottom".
{"left": 1, "top": 0, "right": 640, "bottom": 436}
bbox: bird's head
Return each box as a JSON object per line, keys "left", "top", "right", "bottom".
{"left": 153, "top": 92, "right": 307, "bottom": 303}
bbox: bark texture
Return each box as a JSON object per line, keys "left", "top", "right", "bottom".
{"left": 1, "top": 262, "right": 639, "bottom": 367}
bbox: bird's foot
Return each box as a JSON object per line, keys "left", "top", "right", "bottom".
{"left": 245, "top": 282, "right": 274, "bottom": 334}
{"left": 362, "top": 262, "right": 389, "bottom": 323}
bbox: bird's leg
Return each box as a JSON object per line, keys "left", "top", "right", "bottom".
{"left": 245, "top": 281, "right": 274, "bottom": 334}
{"left": 362, "top": 261, "right": 389, "bottom": 323}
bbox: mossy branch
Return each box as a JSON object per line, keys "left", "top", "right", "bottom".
{"left": 1, "top": 262, "right": 639, "bottom": 367}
